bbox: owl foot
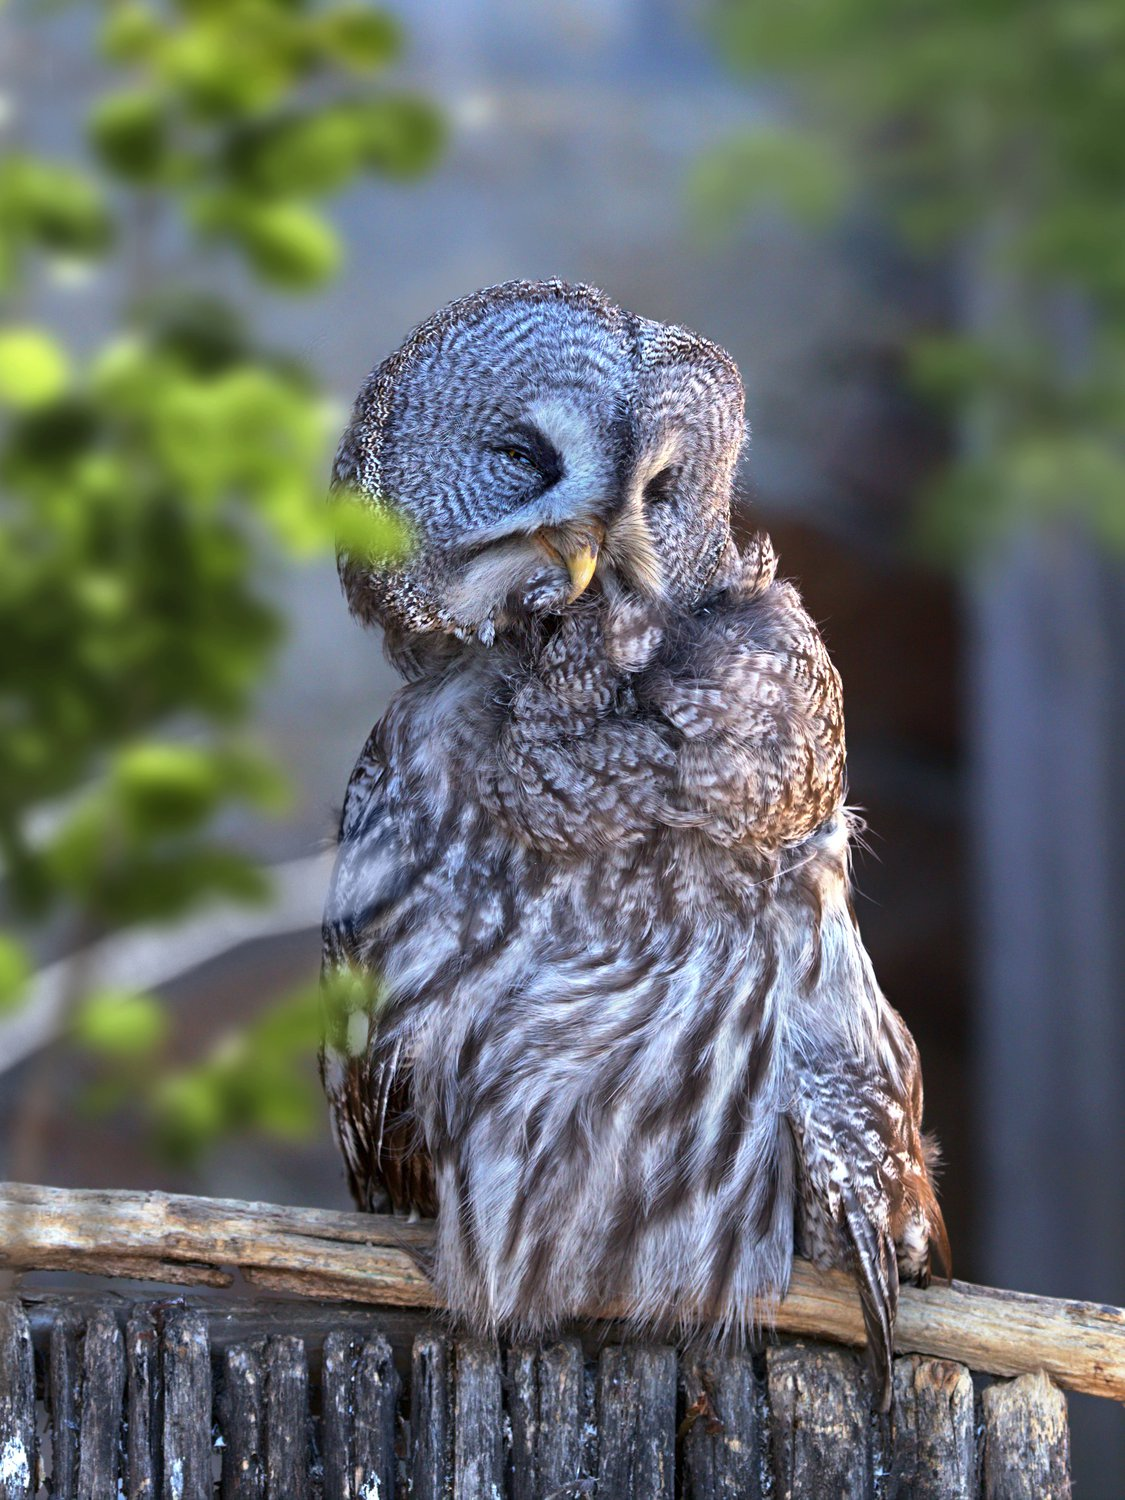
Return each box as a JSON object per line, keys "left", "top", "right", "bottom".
{"left": 841, "top": 1187, "right": 900, "bottom": 1413}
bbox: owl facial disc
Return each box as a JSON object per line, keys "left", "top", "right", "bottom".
{"left": 333, "top": 278, "right": 746, "bottom": 646}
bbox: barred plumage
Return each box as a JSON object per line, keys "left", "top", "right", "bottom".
{"left": 321, "top": 279, "right": 947, "bottom": 1410}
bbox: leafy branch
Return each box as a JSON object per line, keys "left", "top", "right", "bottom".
{"left": 706, "top": 0, "right": 1125, "bottom": 559}
{"left": 0, "top": 0, "right": 438, "bottom": 1172}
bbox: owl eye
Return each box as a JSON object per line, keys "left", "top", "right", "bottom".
{"left": 497, "top": 444, "right": 540, "bottom": 472}
{"left": 643, "top": 466, "right": 677, "bottom": 506}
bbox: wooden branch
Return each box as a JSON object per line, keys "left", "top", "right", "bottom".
{"left": 2, "top": 1182, "right": 1122, "bottom": 1404}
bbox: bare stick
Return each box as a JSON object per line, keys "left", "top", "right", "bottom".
{"left": 2, "top": 1181, "right": 1122, "bottom": 1403}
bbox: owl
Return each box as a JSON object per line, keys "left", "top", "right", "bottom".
{"left": 321, "top": 279, "right": 948, "bottom": 1409}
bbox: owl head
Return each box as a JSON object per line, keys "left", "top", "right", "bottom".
{"left": 334, "top": 279, "right": 745, "bottom": 651}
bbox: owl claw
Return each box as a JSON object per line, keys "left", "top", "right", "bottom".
{"left": 535, "top": 523, "right": 603, "bottom": 603}
{"left": 518, "top": 563, "right": 572, "bottom": 618}
{"left": 842, "top": 1188, "right": 898, "bottom": 1413}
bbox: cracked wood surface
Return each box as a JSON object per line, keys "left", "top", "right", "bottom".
{"left": 1, "top": 1181, "right": 1122, "bottom": 1403}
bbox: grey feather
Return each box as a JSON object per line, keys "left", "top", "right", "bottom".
{"left": 321, "top": 280, "right": 947, "bottom": 1402}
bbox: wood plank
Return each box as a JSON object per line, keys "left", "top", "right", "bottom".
{"left": 77, "top": 1308, "right": 125, "bottom": 1500}
{"left": 162, "top": 1307, "right": 212, "bottom": 1500}
{"left": 681, "top": 1350, "right": 764, "bottom": 1500}
{"left": 508, "top": 1345, "right": 539, "bottom": 1498}
{"left": 319, "top": 1332, "right": 356, "bottom": 1500}
{"left": 596, "top": 1344, "right": 677, "bottom": 1500}
{"left": 1, "top": 1286, "right": 1084, "bottom": 1498}
{"left": 22, "top": 1291, "right": 426, "bottom": 1374}
{"left": 353, "top": 1334, "right": 400, "bottom": 1500}
{"left": 508, "top": 1340, "right": 585, "bottom": 1499}
{"left": 0, "top": 1302, "right": 35, "bottom": 1500}
{"left": 319, "top": 1330, "right": 401, "bottom": 1500}
{"left": 3, "top": 1182, "right": 1124, "bottom": 1402}
{"left": 262, "top": 1336, "right": 309, "bottom": 1500}
{"left": 48, "top": 1308, "right": 82, "bottom": 1500}
{"left": 241, "top": 1266, "right": 430, "bottom": 1309}
{"left": 767, "top": 1343, "right": 873, "bottom": 1500}
{"left": 887, "top": 1356, "right": 975, "bottom": 1500}
{"left": 20, "top": 1255, "right": 233, "bottom": 1289}
{"left": 982, "top": 1372, "right": 1071, "bottom": 1500}
{"left": 969, "top": 525, "right": 1125, "bottom": 1493}
{"left": 452, "top": 1339, "right": 503, "bottom": 1500}
{"left": 0, "top": 1181, "right": 432, "bottom": 1271}
{"left": 125, "top": 1308, "right": 162, "bottom": 1500}
{"left": 219, "top": 1344, "right": 264, "bottom": 1500}
{"left": 410, "top": 1333, "right": 451, "bottom": 1500}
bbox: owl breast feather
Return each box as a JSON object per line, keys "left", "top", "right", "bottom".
{"left": 322, "top": 553, "right": 883, "bottom": 1334}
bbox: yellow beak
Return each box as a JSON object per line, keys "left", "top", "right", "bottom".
{"left": 560, "top": 541, "right": 598, "bottom": 601}
{"left": 537, "top": 525, "right": 603, "bottom": 603}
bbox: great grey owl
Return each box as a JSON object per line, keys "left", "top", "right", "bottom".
{"left": 321, "top": 278, "right": 948, "bottom": 1408}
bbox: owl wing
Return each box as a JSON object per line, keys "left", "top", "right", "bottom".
{"left": 320, "top": 733, "right": 437, "bottom": 1218}
{"left": 635, "top": 542, "right": 947, "bottom": 1406}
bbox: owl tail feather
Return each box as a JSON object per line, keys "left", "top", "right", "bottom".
{"left": 926, "top": 1199, "right": 954, "bottom": 1288}
{"left": 921, "top": 1134, "right": 954, "bottom": 1287}
{"left": 841, "top": 1188, "right": 900, "bottom": 1413}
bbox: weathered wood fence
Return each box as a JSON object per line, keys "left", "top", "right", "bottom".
{"left": 0, "top": 1296, "right": 1073, "bottom": 1498}
{"left": 1, "top": 1183, "right": 1118, "bottom": 1497}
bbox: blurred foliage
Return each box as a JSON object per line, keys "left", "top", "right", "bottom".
{"left": 708, "top": 0, "right": 1125, "bottom": 560}
{"left": 150, "top": 961, "right": 371, "bottom": 1164}
{"left": 150, "top": 985, "right": 325, "bottom": 1164}
{"left": 71, "top": 963, "right": 377, "bottom": 1167}
{"left": 1, "top": 0, "right": 439, "bottom": 1165}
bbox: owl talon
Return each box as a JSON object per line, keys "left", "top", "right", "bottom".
{"left": 518, "top": 564, "right": 572, "bottom": 618}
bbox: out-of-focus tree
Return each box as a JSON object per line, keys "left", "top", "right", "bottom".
{"left": 702, "top": 0, "right": 1125, "bottom": 559}
{"left": 705, "top": 14, "right": 1125, "bottom": 1487}
{"left": 0, "top": 0, "right": 438, "bottom": 1172}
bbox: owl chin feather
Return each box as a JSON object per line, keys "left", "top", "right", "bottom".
{"left": 442, "top": 536, "right": 571, "bottom": 641}
{"left": 388, "top": 508, "right": 667, "bottom": 649}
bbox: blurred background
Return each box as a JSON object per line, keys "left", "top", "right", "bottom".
{"left": 1, "top": 0, "right": 1122, "bottom": 1487}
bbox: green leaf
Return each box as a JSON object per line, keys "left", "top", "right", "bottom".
{"left": 0, "top": 329, "right": 70, "bottom": 408}
{"left": 229, "top": 200, "right": 342, "bottom": 288}
{"left": 250, "top": 1079, "right": 319, "bottom": 1139}
{"left": 74, "top": 989, "right": 169, "bottom": 1056}
{"left": 134, "top": 291, "right": 252, "bottom": 374}
{"left": 91, "top": 847, "right": 273, "bottom": 925}
{"left": 99, "top": 3, "right": 164, "bottom": 64}
{"left": 691, "top": 129, "right": 850, "bottom": 238}
{"left": 112, "top": 742, "right": 230, "bottom": 835}
{"left": 332, "top": 489, "right": 414, "bottom": 569}
{"left": 0, "top": 157, "right": 114, "bottom": 259}
{"left": 353, "top": 95, "right": 446, "bottom": 179}
{"left": 147, "top": 983, "right": 326, "bottom": 1163}
{"left": 151, "top": 1070, "right": 227, "bottom": 1161}
{"left": 0, "top": 937, "right": 31, "bottom": 1015}
{"left": 224, "top": 108, "right": 367, "bottom": 197}
{"left": 89, "top": 92, "right": 171, "bottom": 182}
{"left": 322, "top": 962, "right": 379, "bottom": 1052}
{"left": 159, "top": 10, "right": 311, "bottom": 120}
{"left": 315, "top": 5, "right": 401, "bottom": 70}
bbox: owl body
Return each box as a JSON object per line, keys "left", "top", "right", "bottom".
{"left": 323, "top": 280, "right": 946, "bottom": 1408}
